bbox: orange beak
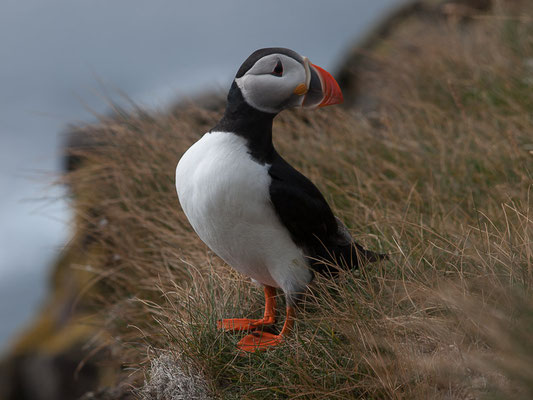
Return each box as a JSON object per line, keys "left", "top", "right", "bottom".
{"left": 311, "top": 63, "right": 344, "bottom": 107}
{"left": 301, "top": 61, "right": 343, "bottom": 108}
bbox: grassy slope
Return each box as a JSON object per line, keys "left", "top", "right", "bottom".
{"left": 60, "top": 3, "right": 533, "bottom": 399}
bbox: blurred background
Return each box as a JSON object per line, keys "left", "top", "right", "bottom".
{"left": 0, "top": 0, "right": 402, "bottom": 354}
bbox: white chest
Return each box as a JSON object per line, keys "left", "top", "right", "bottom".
{"left": 176, "top": 132, "right": 273, "bottom": 241}
{"left": 175, "top": 131, "right": 310, "bottom": 290}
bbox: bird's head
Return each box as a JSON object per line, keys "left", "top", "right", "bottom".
{"left": 229, "top": 47, "right": 343, "bottom": 115}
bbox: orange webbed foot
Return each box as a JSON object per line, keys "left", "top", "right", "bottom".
{"left": 237, "top": 331, "right": 283, "bottom": 352}
{"left": 217, "top": 317, "right": 275, "bottom": 332}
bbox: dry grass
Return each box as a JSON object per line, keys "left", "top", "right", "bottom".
{"left": 64, "top": 4, "right": 533, "bottom": 399}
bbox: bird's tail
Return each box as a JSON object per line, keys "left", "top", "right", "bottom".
{"left": 310, "top": 217, "right": 387, "bottom": 276}
{"left": 350, "top": 241, "right": 388, "bottom": 266}
{"left": 336, "top": 217, "right": 387, "bottom": 267}
{"left": 310, "top": 240, "right": 386, "bottom": 277}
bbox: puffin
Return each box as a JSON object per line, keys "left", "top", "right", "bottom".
{"left": 176, "top": 48, "right": 382, "bottom": 352}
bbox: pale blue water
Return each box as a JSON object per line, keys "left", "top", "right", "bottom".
{"left": 0, "top": 0, "right": 402, "bottom": 351}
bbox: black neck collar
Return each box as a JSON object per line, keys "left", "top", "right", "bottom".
{"left": 211, "top": 82, "right": 277, "bottom": 164}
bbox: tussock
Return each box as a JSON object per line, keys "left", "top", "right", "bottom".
{"left": 140, "top": 353, "right": 212, "bottom": 400}
{"left": 64, "top": 3, "right": 533, "bottom": 399}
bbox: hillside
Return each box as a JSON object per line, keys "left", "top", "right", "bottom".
{"left": 2, "top": 1, "right": 533, "bottom": 399}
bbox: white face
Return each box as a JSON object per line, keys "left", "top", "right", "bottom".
{"left": 235, "top": 53, "right": 309, "bottom": 114}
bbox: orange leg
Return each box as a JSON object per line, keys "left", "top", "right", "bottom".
{"left": 217, "top": 286, "right": 277, "bottom": 332}
{"left": 237, "top": 306, "right": 295, "bottom": 352}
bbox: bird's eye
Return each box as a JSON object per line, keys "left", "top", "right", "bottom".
{"left": 271, "top": 60, "right": 283, "bottom": 77}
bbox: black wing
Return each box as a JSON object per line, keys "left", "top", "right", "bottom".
{"left": 268, "top": 151, "right": 381, "bottom": 275}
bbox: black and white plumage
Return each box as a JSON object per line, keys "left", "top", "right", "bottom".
{"left": 175, "top": 48, "right": 382, "bottom": 351}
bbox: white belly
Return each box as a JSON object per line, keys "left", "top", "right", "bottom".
{"left": 175, "top": 131, "right": 310, "bottom": 291}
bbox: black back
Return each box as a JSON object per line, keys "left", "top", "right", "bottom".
{"left": 269, "top": 151, "right": 382, "bottom": 274}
